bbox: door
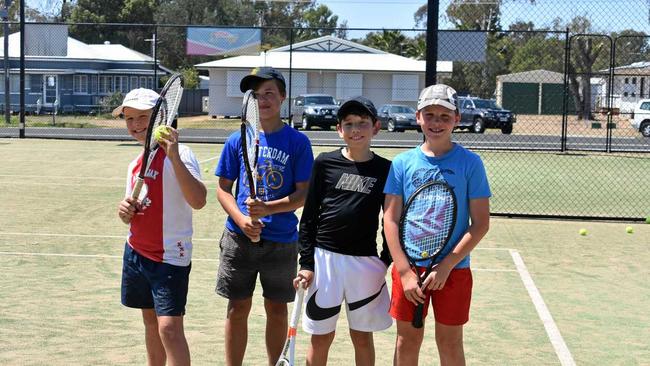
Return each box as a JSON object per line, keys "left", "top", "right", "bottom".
{"left": 43, "top": 75, "right": 58, "bottom": 107}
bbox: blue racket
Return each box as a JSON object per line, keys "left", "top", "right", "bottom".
{"left": 399, "top": 180, "right": 457, "bottom": 328}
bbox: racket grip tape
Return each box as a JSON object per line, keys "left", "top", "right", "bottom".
{"left": 131, "top": 178, "right": 144, "bottom": 200}
{"left": 412, "top": 303, "right": 425, "bottom": 328}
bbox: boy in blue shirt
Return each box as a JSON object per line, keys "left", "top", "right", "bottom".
{"left": 383, "top": 84, "right": 491, "bottom": 365}
{"left": 214, "top": 67, "right": 314, "bottom": 365}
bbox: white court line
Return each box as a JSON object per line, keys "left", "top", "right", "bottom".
{"left": 0, "top": 232, "right": 216, "bottom": 242}
{"left": 199, "top": 156, "right": 220, "bottom": 164}
{"left": 510, "top": 249, "right": 576, "bottom": 366}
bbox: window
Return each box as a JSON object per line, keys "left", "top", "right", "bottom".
{"left": 73, "top": 75, "right": 88, "bottom": 93}
{"left": 99, "top": 76, "right": 113, "bottom": 94}
{"left": 392, "top": 74, "right": 419, "bottom": 101}
{"left": 139, "top": 76, "right": 147, "bottom": 89}
{"left": 624, "top": 78, "right": 629, "bottom": 84}
{"left": 115, "top": 76, "right": 128, "bottom": 93}
{"left": 632, "top": 77, "right": 637, "bottom": 84}
{"left": 624, "top": 92, "right": 629, "bottom": 97}
{"left": 148, "top": 77, "right": 154, "bottom": 89}
{"left": 0, "top": 75, "right": 23, "bottom": 93}
{"left": 130, "top": 76, "right": 138, "bottom": 89}
{"left": 640, "top": 101, "right": 650, "bottom": 110}
{"left": 336, "top": 73, "right": 362, "bottom": 100}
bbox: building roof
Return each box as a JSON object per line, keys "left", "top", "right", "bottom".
{"left": 0, "top": 32, "right": 155, "bottom": 63}
{"left": 497, "top": 69, "right": 565, "bottom": 83}
{"left": 195, "top": 35, "right": 452, "bottom": 74}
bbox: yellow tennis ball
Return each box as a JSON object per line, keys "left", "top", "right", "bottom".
{"left": 203, "top": 168, "right": 209, "bottom": 173}
{"left": 421, "top": 251, "right": 428, "bottom": 258}
{"left": 153, "top": 125, "right": 170, "bottom": 142}
{"left": 626, "top": 226, "right": 634, "bottom": 234}
{"left": 579, "top": 228, "right": 587, "bottom": 236}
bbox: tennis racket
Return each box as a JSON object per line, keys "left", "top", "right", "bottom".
{"left": 130, "top": 73, "right": 184, "bottom": 201}
{"left": 275, "top": 286, "right": 306, "bottom": 366}
{"left": 241, "top": 89, "right": 261, "bottom": 243}
{"left": 399, "top": 180, "right": 457, "bottom": 328}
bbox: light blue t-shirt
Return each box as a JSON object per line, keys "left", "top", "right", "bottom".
{"left": 384, "top": 143, "right": 491, "bottom": 268}
{"left": 216, "top": 124, "right": 314, "bottom": 243}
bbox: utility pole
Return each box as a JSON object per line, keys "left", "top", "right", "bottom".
{"left": 2, "top": 0, "right": 10, "bottom": 124}
{"left": 145, "top": 31, "right": 157, "bottom": 89}
{"left": 425, "top": 0, "right": 439, "bottom": 86}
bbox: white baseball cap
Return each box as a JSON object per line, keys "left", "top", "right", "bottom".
{"left": 112, "top": 88, "right": 160, "bottom": 117}
{"left": 417, "top": 84, "right": 458, "bottom": 112}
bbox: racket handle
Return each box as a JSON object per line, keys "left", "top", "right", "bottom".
{"left": 412, "top": 303, "right": 425, "bottom": 329}
{"left": 131, "top": 178, "right": 144, "bottom": 200}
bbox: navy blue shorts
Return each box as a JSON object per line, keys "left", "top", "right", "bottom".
{"left": 121, "top": 243, "right": 191, "bottom": 316}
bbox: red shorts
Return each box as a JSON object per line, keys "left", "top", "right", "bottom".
{"left": 390, "top": 265, "right": 473, "bottom": 326}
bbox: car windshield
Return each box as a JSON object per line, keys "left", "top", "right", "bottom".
{"left": 305, "top": 96, "right": 336, "bottom": 105}
{"left": 390, "top": 106, "right": 415, "bottom": 114}
{"left": 473, "top": 99, "right": 500, "bottom": 109}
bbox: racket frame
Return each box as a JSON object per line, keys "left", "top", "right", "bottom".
{"left": 130, "top": 74, "right": 184, "bottom": 201}
{"left": 275, "top": 286, "right": 305, "bottom": 366}
{"left": 398, "top": 180, "right": 457, "bottom": 329}
{"left": 240, "top": 89, "right": 261, "bottom": 243}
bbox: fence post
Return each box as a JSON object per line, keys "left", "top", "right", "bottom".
{"left": 19, "top": 0, "right": 24, "bottom": 138}
{"left": 425, "top": 0, "right": 439, "bottom": 86}
{"left": 561, "top": 28, "right": 570, "bottom": 152}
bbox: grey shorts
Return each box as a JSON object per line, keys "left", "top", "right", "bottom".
{"left": 216, "top": 229, "right": 298, "bottom": 303}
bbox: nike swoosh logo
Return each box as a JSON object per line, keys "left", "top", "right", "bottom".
{"left": 347, "top": 282, "right": 386, "bottom": 311}
{"left": 306, "top": 289, "right": 341, "bottom": 321}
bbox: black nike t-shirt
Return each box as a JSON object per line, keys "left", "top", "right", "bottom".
{"left": 298, "top": 149, "right": 392, "bottom": 271}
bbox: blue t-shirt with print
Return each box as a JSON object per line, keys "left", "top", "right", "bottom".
{"left": 216, "top": 124, "right": 314, "bottom": 243}
{"left": 384, "top": 143, "right": 491, "bottom": 268}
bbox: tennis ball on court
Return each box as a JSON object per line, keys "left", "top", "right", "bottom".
{"left": 626, "top": 226, "right": 634, "bottom": 234}
{"left": 203, "top": 168, "right": 209, "bottom": 173}
{"left": 579, "top": 228, "right": 587, "bottom": 236}
{"left": 153, "top": 125, "right": 170, "bottom": 142}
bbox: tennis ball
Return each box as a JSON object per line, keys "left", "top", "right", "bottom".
{"left": 579, "top": 228, "right": 587, "bottom": 236}
{"left": 203, "top": 168, "right": 209, "bottom": 173}
{"left": 626, "top": 226, "right": 634, "bottom": 234}
{"left": 421, "top": 251, "right": 428, "bottom": 258}
{"left": 153, "top": 125, "right": 170, "bottom": 142}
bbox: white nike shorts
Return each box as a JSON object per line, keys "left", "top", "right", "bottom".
{"left": 302, "top": 247, "right": 392, "bottom": 335}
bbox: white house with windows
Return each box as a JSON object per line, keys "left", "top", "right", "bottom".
{"left": 592, "top": 61, "right": 650, "bottom": 113}
{"left": 0, "top": 31, "right": 169, "bottom": 113}
{"left": 195, "top": 35, "right": 452, "bottom": 118}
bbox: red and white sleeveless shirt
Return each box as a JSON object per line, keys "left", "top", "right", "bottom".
{"left": 125, "top": 145, "right": 201, "bottom": 266}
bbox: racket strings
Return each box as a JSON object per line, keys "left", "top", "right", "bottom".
{"left": 402, "top": 185, "right": 455, "bottom": 260}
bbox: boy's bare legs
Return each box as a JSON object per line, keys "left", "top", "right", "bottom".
{"left": 142, "top": 309, "right": 166, "bottom": 366}
{"left": 350, "top": 329, "right": 375, "bottom": 366}
{"left": 157, "top": 315, "right": 190, "bottom": 366}
{"left": 264, "top": 299, "right": 288, "bottom": 365}
{"left": 306, "top": 332, "right": 335, "bottom": 366}
{"left": 225, "top": 298, "right": 252, "bottom": 366}
{"left": 393, "top": 320, "right": 425, "bottom": 366}
{"left": 435, "top": 323, "right": 465, "bottom": 366}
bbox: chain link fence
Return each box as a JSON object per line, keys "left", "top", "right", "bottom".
{"left": 0, "top": 0, "right": 648, "bottom": 220}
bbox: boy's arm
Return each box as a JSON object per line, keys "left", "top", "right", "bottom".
{"left": 157, "top": 128, "right": 206, "bottom": 209}
{"left": 298, "top": 159, "right": 322, "bottom": 272}
{"left": 247, "top": 181, "right": 309, "bottom": 217}
{"left": 384, "top": 193, "right": 426, "bottom": 305}
{"left": 216, "top": 177, "right": 262, "bottom": 239}
{"left": 422, "top": 197, "right": 490, "bottom": 291}
{"left": 438, "top": 197, "right": 490, "bottom": 268}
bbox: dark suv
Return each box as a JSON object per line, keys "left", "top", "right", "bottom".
{"left": 458, "top": 97, "right": 515, "bottom": 134}
{"left": 291, "top": 94, "right": 339, "bottom": 130}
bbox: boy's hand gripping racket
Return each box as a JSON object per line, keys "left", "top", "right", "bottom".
{"left": 130, "top": 74, "right": 184, "bottom": 201}
{"left": 241, "top": 89, "right": 261, "bottom": 242}
{"left": 275, "top": 286, "right": 306, "bottom": 366}
{"left": 399, "top": 180, "right": 457, "bottom": 328}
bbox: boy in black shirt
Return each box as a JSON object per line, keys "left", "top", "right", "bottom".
{"left": 294, "top": 96, "right": 392, "bottom": 366}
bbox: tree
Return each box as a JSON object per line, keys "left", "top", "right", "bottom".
{"left": 293, "top": 4, "right": 340, "bottom": 42}
{"left": 612, "top": 29, "right": 649, "bottom": 67}
{"left": 361, "top": 30, "right": 408, "bottom": 55}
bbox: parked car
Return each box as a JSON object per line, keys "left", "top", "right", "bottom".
{"left": 457, "top": 97, "right": 516, "bottom": 134}
{"left": 630, "top": 99, "right": 650, "bottom": 137}
{"left": 290, "top": 94, "right": 339, "bottom": 130}
{"left": 377, "top": 104, "right": 419, "bottom": 132}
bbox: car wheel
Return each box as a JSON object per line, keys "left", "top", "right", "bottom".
{"left": 501, "top": 123, "right": 513, "bottom": 134}
{"left": 302, "top": 116, "right": 311, "bottom": 130}
{"left": 387, "top": 119, "right": 395, "bottom": 132}
{"left": 473, "top": 117, "right": 485, "bottom": 133}
{"left": 641, "top": 122, "right": 650, "bottom": 137}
